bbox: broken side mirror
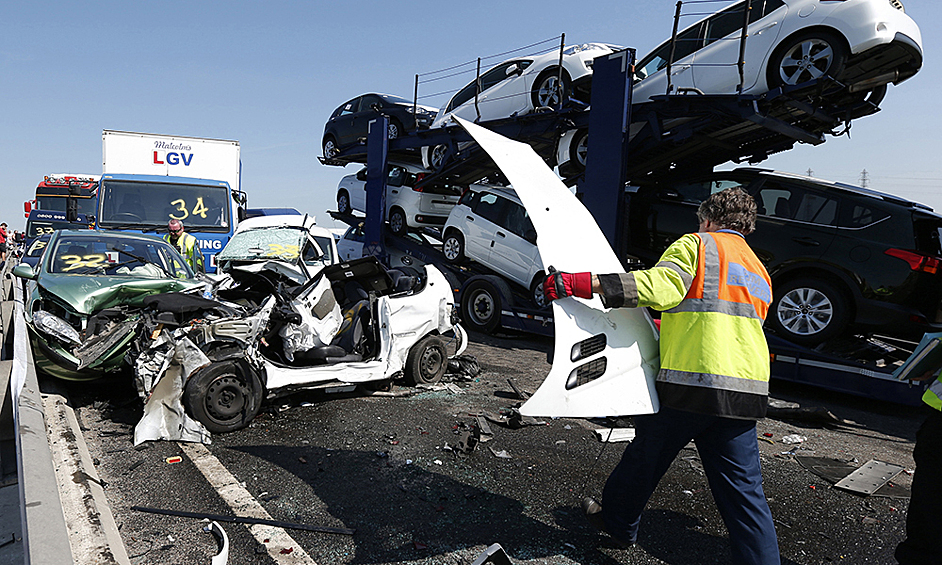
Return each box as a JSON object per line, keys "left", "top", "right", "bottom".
{"left": 12, "top": 264, "right": 37, "bottom": 280}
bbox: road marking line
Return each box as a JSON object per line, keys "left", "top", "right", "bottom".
{"left": 179, "top": 442, "right": 319, "bottom": 564}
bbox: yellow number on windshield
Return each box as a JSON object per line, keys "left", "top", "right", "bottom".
{"left": 192, "top": 197, "right": 208, "bottom": 219}
{"left": 61, "top": 254, "right": 107, "bottom": 272}
{"left": 169, "top": 199, "right": 188, "bottom": 220}
{"left": 267, "top": 244, "right": 299, "bottom": 258}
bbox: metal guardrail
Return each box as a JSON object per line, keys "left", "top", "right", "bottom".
{"left": 1, "top": 260, "right": 74, "bottom": 564}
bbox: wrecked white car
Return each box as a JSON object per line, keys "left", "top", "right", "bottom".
{"left": 133, "top": 256, "right": 467, "bottom": 441}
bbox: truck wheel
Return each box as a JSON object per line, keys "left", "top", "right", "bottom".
{"left": 461, "top": 278, "right": 505, "bottom": 334}
{"left": 768, "top": 277, "right": 850, "bottom": 346}
{"left": 404, "top": 335, "right": 447, "bottom": 385}
{"left": 337, "top": 190, "right": 351, "bottom": 214}
{"left": 389, "top": 207, "right": 408, "bottom": 236}
{"left": 183, "top": 361, "right": 263, "bottom": 434}
{"left": 442, "top": 231, "right": 465, "bottom": 264}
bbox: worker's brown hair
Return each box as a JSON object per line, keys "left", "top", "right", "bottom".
{"left": 697, "top": 187, "right": 757, "bottom": 235}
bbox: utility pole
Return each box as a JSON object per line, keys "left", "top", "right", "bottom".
{"left": 860, "top": 169, "right": 870, "bottom": 188}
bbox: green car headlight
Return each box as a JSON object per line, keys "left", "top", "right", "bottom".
{"left": 33, "top": 310, "right": 82, "bottom": 346}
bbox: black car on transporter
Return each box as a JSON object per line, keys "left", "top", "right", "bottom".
{"left": 626, "top": 168, "right": 942, "bottom": 346}
{"left": 322, "top": 93, "right": 437, "bottom": 158}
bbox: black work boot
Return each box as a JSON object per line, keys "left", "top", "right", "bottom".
{"left": 582, "top": 497, "right": 635, "bottom": 548}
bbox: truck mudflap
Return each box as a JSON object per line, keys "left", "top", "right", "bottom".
{"left": 451, "top": 116, "right": 660, "bottom": 417}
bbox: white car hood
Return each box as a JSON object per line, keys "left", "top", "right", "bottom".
{"left": 453, "top": 116, "right": 660, "bottom": 417}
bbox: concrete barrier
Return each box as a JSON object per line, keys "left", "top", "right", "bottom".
{"left": 1, "top": 262, "right": 74, "bottom": 564}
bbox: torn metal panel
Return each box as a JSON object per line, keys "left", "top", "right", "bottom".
{"left": 834, "top": 459, "right": 905, "bottom": 496}
{"left": 470, "top": 543, "right": 513, "bottom": 565}
{"left": 73, "top": 317, "right": 138, "bottom": 370}
{"left": 452, "top": 116, "right": 659, "bottom": 417}
{"left": 134, "top": 335, "right": 212, "bottom": 445}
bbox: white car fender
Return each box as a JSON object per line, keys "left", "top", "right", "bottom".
{"left": 452, "top": 116, "right": 660, "bottom": 417}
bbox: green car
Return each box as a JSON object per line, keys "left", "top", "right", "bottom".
{"left": 12, "top": 230, "right": 202, "bottom": 380}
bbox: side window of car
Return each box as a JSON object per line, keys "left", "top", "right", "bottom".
{"left": 360, "top": 94, "right": 382, "bottom": 112}
{"left": 635, "top": 24, "right": 703, "bottom": 80}
{"left": 758, "top": 0, "right": 786, "bottom": 19}
{"left": 387, "top": 166, "right": 406, "bottom": 187}
{"left": 837, "top": 202, "right": 890, "bottom": 228}
{"left": 474, "top": 193, "right": 506, "bottom": 225}
{"left": 703, "top": 4, "right": 746, "bottom": 48}
{"left": 459, "top": 190, "right": 478, "bottom": 208}
{"left": 755, "top": 182, "right": 838, "bottom": 225}
{"left": 340, "top": 98, "right": 360, "bottom": 116}
{"left": 500, "top": 201, "right": 534, "bottom": 239}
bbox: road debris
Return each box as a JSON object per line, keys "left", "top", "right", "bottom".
{"left": 593, "top": 427, "right": 636, "bottom": 443}
{"left": 470, "top": 543, "right": 512, "bottom": 565}
{"left": 130, "top": 506, "right": 356, "bottom": 535}
{"left": 204, "top": 521, "right": 229, "bottom": 565}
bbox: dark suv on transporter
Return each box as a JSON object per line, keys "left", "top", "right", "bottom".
{"left": 626, "top": 168, "right": 942, "bottom": 346}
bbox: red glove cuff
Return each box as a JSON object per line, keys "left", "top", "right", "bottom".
{"left": 570, "top": 272, "right": 593, "bottom": 299}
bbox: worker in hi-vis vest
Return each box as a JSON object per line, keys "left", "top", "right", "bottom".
{"left": 895, "top": 368, "right": 942, "bottom": 564}
{"left": 164, "top": 218, "right": 204, "bottom": 273}
{"left": 544, "top": 187, "right": 779, "bottom": 565}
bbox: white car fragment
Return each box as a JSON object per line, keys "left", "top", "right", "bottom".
{"left": 451, "top": 116, "right": 660, "bottom": 417}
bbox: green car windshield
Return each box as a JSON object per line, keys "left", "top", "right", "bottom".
{"left": 48, "top": 234, "right": 194, "bottom": 279}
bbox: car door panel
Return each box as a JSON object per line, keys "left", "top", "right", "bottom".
{"left": 692, "top": 1, "right": 788, "bottom": 93}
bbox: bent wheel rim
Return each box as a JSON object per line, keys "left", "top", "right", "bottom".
{"left": 777, "top": 287, "right": 833, "bottom": 336}
{"left": 420, "top": 346, "right": 444, "bottom": 379}
{"left": 205, "top": 375, "right": 248, "bottom": 422}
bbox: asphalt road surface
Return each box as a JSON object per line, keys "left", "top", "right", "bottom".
{"left": 57, "top": 329, "right": 923, "bottom": 565}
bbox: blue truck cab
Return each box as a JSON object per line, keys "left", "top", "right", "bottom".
{"left": 96, "top": 173, "right": 245, "bottom": 272}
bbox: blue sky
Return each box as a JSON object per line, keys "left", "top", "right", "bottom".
{"left": 1, "top": 0, "right": 939, "bottom": 232}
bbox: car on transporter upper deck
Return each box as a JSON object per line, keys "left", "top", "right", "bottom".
{"left": 626, "top": 168, "right": 942, "bottom": 346}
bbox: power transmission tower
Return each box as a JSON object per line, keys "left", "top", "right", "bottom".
{"left": 859, "top": 169, "right": 870, "bottom": 188}
{"left": 806, "top": 168, "right": 813, "bottom": 177}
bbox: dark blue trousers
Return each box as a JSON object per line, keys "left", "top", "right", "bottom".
{"left": 895, "top": 407, "right": 942, "bottom": 565}
{"left": 601, "top": 406, "right": 780, "bottom": 565}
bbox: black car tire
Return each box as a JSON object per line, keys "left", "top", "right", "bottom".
{"left": 404, "top": 335, "right": 447, "bottom": 385}
{"left": 388, "top": 207, "right": 408, "bottom": 236}
{"left": 429, "top": 144, "right": 448, "bottom": 171}
{"left": 337, "top": 190, "right": 351, "bottom": 214}
{"left": 768, "top": 277, "right": 850, "bottom": 346}
{"left": 568, "top": 129, "right": 589, "bottom": 172}
{"left": 530, "top": 273, "right": 549, "bottom": 309}
{"left": 442, "top": 230, "right": 464, "bottom": 264}
{"left": 768, "top": 31, "right": 848, "bottom": 89}
{"left": 531, "top": 68, "right": 571, "bottom": 109}
{"left": 461, "top": 277, "right": 511, "bottom": 334}
{"left": 323, "top": 135, "right": 339, "bottom": 158}
{"left": 183, "top": 361, "right": 263, "bottom": 434}
{"left": 387, "top": 119, "right": 403, "bottom": 140}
